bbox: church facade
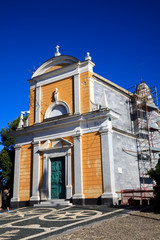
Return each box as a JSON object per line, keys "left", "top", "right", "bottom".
{"left": 11, "top": 47, "right": 160, "bottom": 208}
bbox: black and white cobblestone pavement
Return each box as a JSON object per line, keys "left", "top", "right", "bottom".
{"left": 0, "top": 206, "right": 130, "bottom": 240}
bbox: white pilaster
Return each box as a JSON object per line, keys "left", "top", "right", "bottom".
{"left": 100, "top": 120, "right": 118, "bottom": 204}
{"left": 66, "top": 149, "right": 72, "bottom": 199}
{"left": 11, "top": 145, "right": 21, "bottom": 202}
{"left": 35, "top": 86, "right": 41, "bottom": 123}
{"left": 41, "top": 154, "right": 48, "bottom": 200}
{"left": 74, "top": 73, "right": 80, "bottom": 114}
{"left": 72, "top": 133, "right": 84, "bottom": 199}
{"left": 30, "top": 141, "right": 40, "bottom": 201}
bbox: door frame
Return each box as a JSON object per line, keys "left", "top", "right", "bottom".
{"left": 41, "top": 147, "right": 72, "bottom": 201}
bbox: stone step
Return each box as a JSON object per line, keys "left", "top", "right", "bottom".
{"left": 34, "top": 199, "right": 72, "bottom": 207}
{"left": 40, "top": 199, "right": 66, "bottom": 204}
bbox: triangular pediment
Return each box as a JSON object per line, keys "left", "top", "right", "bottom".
{"left": 40, "top": 140, "right": 51, "bottom": 149}
{"left": 52, "top": 138, "right": 72, "bottom": 148}
{"left": 40, "top": 138, "right": 72, "bottom": 151}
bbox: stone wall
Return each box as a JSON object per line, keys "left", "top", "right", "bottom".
{"left": 94, "top": 80, "right": 133, "bottom": 133}
{"left": 112, "top": 132, "right": 140, "bottom": 191}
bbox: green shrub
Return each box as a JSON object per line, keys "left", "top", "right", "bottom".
{"left": 148, "top": 161, "right": 160, "bottom": 212}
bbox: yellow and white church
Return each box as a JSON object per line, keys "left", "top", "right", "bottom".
{"left": 11, "top": 46, "right": 160, "bottom": 208}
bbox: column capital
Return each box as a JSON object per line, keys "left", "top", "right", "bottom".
{"left": 32, "top": 141, "right": 40, "bottom": 146}
{"left": 66, "top": 151, "right": 71, "bottom": 157}
{"left": 74, "top": 72, "right": 80, "bottom": 77}
{"left": 99, "top": 127, "right": 113, "bottom": 134}
{"left": 14, "top": 144, "right": 21, "bottom": 149}
{"left": 43, "top": 154, "right": 47, "bottom": 160}
{"left": 73, "top": 130, "right": 82, "bottom": 138}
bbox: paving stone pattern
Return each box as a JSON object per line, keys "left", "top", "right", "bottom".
{"left": 0, "top": 206, "right": 127, "bottom": 240}
{"left": 54, "top": 210, "right": 160, "bottom": 240}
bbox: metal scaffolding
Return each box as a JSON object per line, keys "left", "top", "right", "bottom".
{"left": 131, "top": 82, "right": 160, "bottom": 190}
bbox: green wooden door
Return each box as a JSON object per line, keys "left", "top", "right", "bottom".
{"left": 51, "top": 157, "right": 66, "bottom": 199}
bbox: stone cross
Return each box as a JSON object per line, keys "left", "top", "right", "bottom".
{"left": 55, "top": 45, "right": 61, "bottom": 57}
{"left": 56, "top": 45, "right": 59, "bottom": 52}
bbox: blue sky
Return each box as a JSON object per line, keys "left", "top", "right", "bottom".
{"left": 0, "top": 0, "right": 160, "bottom": 146}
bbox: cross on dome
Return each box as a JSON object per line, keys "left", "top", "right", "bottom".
{"left": 55, "top": 45, "right": 61, "bottom": 57}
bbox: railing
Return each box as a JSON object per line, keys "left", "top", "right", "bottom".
{"left": 116, "top": 188, "right": 154, "bottom": 205}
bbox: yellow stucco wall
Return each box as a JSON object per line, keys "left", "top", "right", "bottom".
{"left": 80, "top": 71, "right": 92, "bottom": 114}
{"left": 28, "top": 70, "right": 93, "bottom": 126}
{"left": 29, "top": 88, "right": 35, "bottom": 126}
{"left": 63, "top": 136, "right": 73, "bottom": 144}
{"left": 19, "top": 144, "right": 32, "bottom": 201}
{"left": 82, "top": 132, "right": 103, "bottom": 198}
{"left": 40, "top": 77, "right": 74, "bottom": 121}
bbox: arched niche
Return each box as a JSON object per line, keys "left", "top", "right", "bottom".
{"left": 44, "top": 101, "right": 70, "bottom": 119}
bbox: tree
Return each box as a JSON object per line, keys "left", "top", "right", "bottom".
{"left": 148, "top": 160, "right": 160, "bottom": 212}
{"left": 0, "top": 117, "right": 19, "bottom": 193}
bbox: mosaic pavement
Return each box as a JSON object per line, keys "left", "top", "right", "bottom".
{"left": 0, "top": 206, "right": 126, "bottom": 240}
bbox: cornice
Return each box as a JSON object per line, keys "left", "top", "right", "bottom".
{"left": 28, "top": 62, "right": 79, "bottom": 87}
{"left": 28, "top": 60, "right": 95, "bottom": 89}
{"left": 93, "top": 72, "right": 133, "bottom": 98}
{"left": 39, "top": 145, "right": 70, "bottom": 153}
{"left": 11, "top": 108, "right": 119, "bottom": 137}
{"left": 112, "top": 127, "right": 137, "bottom": 139}
{"left": 31, "top": 55, "right": 80, "bottom": 78}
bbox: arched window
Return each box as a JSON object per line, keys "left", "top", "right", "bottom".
{"left": 50, "top": 105, "right": 67, "bottom": 118}
{"left": 44, "top": 101, "right": 70, "bottom": 119}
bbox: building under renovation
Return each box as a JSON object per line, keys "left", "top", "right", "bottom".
{"left": 11, "top": 47, "right": 160, "bottom": 208}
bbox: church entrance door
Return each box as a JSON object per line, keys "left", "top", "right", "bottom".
{"left": 51, "top": 157, "right": 66, "bottom": 199}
